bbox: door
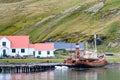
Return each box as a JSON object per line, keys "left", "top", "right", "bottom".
{"left": 3, "top": 49, "right": 7, "bottom": 57}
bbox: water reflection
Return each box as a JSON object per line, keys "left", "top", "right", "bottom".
{"left": 54, "top": 68, "right": 106, "bottom": 80}
{"left": 0, "top": 71, "right": 54, "bottom": 80}
{"left": 0, "top": 66, "right": 120, "bottom": 80}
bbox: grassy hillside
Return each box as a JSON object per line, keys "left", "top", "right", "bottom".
{"left": 0, "top": 0, "right": 91, "bottom": 34}
{"left": 0, "top": 0, "right": 120, "bottom": 52}
{"left": 0, "top": 0, "right": 23, "bottom": 3}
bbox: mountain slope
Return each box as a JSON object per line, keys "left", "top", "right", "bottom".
{"left": 0, "top": 0, "right": 120, "bottom": 52}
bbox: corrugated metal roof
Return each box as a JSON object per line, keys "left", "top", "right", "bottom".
{"left": 54, "top": 42, "right": 84, "bottom": 50}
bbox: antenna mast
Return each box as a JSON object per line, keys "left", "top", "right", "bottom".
{"left": 94, "top": 34, "right": 97, "bottom": 53}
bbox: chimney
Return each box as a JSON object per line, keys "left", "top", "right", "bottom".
{"left": 75, "top": 42, "right": 80, "bottom": 59}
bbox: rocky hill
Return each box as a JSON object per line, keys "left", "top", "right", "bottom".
{"left": 0, "top": 0, "right": 120, "bottom": 52}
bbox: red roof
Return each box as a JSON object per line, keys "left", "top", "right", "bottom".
{"left": 29, "top": 44, "right": 34, "bottom": 48}
{"left": 34, "top": 43, "right": 54, "bottom": 50}
{"left": 0, "top": 36, "right": 29, "bottom": 48}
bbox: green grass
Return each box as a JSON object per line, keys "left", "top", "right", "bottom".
{"left": 0, "top": 0, "right": 120, "bottom": 52}
{"left": 55, "top": 53, "right": 71, "bottom": 59}
{"left": 0, "top": 56, "right": 120, "bottom": 63}
{"left": 106, "top": 56, "right": 120, "bottom": 63}
{"left": 0, "top": 59, "right": 64, "bottom": 63}
{"left": 0, "top": 0, "right": 23, "bottom": 3}
{"left": 107, "top": 21, "right": 120, "bottom": 35}
{"left": 97, "top": 20, "right": 120, "bottom": 52}
{"left": 103, "top": 0, "right": 120, "bottom": 10}
{"left": 0, "top": 0, "right": 92, "bottom": 42}
{"left": 38, "top": 0, "right": 120, "bottom": 42}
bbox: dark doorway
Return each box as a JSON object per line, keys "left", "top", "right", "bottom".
{"left": 3, "top": 49, "right": 7, "bottom": 57}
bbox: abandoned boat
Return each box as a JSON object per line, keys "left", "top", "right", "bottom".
{"left": 64, "top": 34, "right": 107, "bottom": 68}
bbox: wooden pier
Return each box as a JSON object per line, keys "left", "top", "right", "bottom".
{"left": 0, "top": 63, "right": 61, "bottom": 73}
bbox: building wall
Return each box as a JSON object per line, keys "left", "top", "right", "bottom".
{"left": 0, "top": 48, "right": 29, "bottom": 57}
{"left": 0, "top": 37, "right": 55, "bottom": 58}
{"left": 35, "top": 50, "right": 55, "bottom": 58}
{"left": 0, "top": 48, "right": 10, "bottom": 57}
{"left": 10, "top": 48, "right": 29, "bottom": 57}
{"left": 28, "top": 48, "right": 35, "bottom": 56}
{"left": 0, "top": 37, "right": 11, "bottom": 48}
{"left": 0, "top": 37, "right": 11, "bottom": 57}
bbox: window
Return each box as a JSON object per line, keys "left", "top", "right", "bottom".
{"left": 2, "top": 42, "right": 6, "bottom": 46}
{"left": 33, "top": 51, "right": 35, "bottom": 56}
{"left": 47, "top": 51, "right": 50, "bottom": 55}
{"left": 38, "top": 51, "right": 41, "bottom": 55}
{"left": 21, "top": 49, "right": 25, "bottom": 53}
{"left": 12, "top": 49, "right": 16, "bottom": 53}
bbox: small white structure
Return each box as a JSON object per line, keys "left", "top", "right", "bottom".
{"left": 0, "top": 36, "right": 29, "bottom": 57}
{"left": 34, "top": 43, "right": 55, "bottom": 58}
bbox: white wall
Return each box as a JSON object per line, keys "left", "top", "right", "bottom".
{"left": 0, "top": 37, "right": 55, "bottom": 58}
{"left": 0, "top": 47, "right": 34, "bottom": 57}
{"left": 0, "top": 37, "right": 11, "bottom": 57}
{"left": 0, "top": 48, "right": 11, "bottom": 57}
{"left": 35, "top": 50, "right": 55, "bottom": 58}
{"left": 10, "top": 48, "right": 29, "bottom": 57}
{"left": 0, "top": 37, "right": 11, "bottom": 48}
{"left": 28, "top": 48, "right": 35, "bottom": 56}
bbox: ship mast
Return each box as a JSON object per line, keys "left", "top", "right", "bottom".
{"left": 94, "top": 33, "right": 97, "bottom": 53}
{"left": 70, "top": 43, "right": 73, "bottom": 58}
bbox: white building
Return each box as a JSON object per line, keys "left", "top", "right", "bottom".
{"left": 0, "top": 36, "right": 55, "bottom": 58}
{"left": 34, "top": 43, "right": 55, "bottom": 58}
{"left": 28, "top": 44, "right": 35, "bottom": 56}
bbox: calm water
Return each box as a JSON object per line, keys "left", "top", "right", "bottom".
{"left": 0, "top": 64, "right": 120, "bottom": 80}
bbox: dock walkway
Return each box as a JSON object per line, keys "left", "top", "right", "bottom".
{"left": 0, "top": 63, "right": 61, "bottom": 73}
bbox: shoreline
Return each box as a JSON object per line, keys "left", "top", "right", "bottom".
{"left": 0, "top": 62, "right": 119, "bottom": 73}
{"left": 0, "top": 61, "right": 120, "bottom": 65}
{"left": 0, "top": 58, "right": 120, "bottom": 63}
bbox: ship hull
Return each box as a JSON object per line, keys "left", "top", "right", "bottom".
{"left": 74, "top": 61, "right": 107, "bottom": 68}
{"left": 64, "top": 58, "right": 107, "bottom": 68}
